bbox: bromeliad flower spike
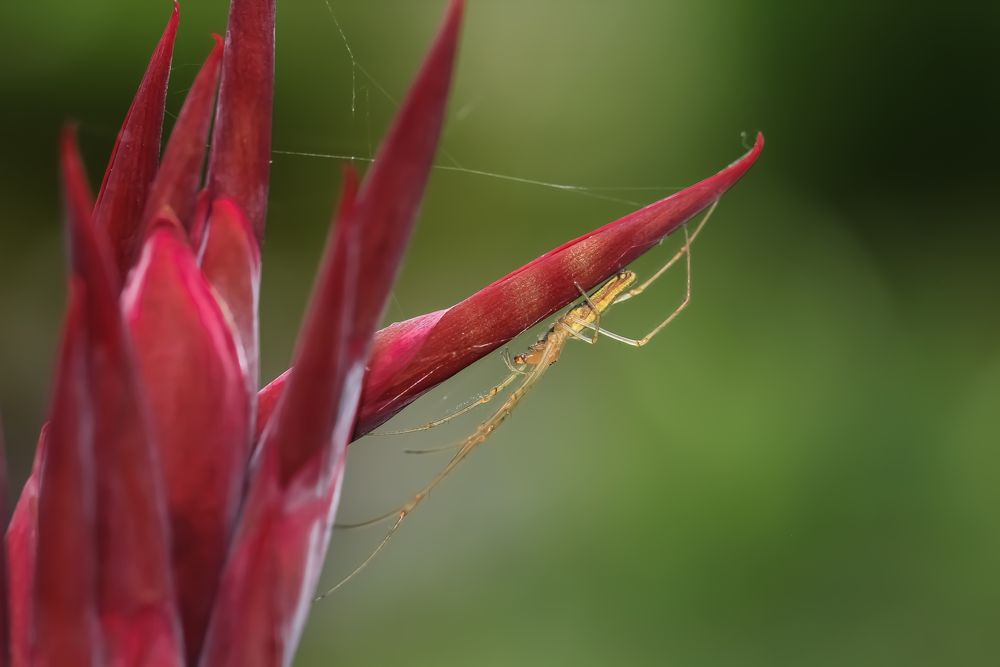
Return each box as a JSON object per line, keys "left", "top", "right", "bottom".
{"left": 0, "top": 0, "right": 762, "bottom": 665}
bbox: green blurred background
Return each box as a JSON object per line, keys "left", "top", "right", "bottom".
{"left": 2, "top": 1, "right": 998, "bottom": 664}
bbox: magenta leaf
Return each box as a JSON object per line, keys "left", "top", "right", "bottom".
{"left": 92, "top": 2, "right": 179, "bottom": 280}
{"left": 6, "top": 430, "right": 44, "bottom": 667}
{"left": 141, "top": 34, "right": 225, "bottom": 238}
{"left": 198, "top": 159, "right": 364, "bottom": 667}
{"left": 207, "top": 0, "right": 275, "bottom": 242}
{"left": 199, "top": 197, "right": 262, "bottom": 392}
{"left": 63, "top": 128, "right": 185, "bottom": 665}
{"left": 200, "top": 3, "right": 464, "bottom": 663}
{"left": 202, "top": 0, "right": 275, "bottom": 398}
{"left": 124, "top": 211, "right": 252, "bottom": 661}
{"left": 33, "top": 287, "right": 102, "bottom": 667}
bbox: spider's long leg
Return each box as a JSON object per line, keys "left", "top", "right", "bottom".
{"left": 370, "top": 368, "right": 521, "bottom": 435}
{"left": 614, "top": 199, "right": 717, "bottom": 304}
{"left": 557, "top": 320, "right": 601, "bottom": 344}
{"left": 315, "top": 512, "right": 406, "bottom": 601}
{"left": 575, "top": 228, "right": 694, "bottom": 348}
{"left": 321, "top": 442, "right": 474, "bottom": 599}
{"left": 319, "top": 341, "right": 561, "bottom": 598}
{"left": 573, "top": 280, "right": 603, "bottom": 344}
{"left": 404, "top": 441, "right": 464, "bottom": 455}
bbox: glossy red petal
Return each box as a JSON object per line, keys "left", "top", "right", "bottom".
{"left": 5, "top": 428, "right": 45, "bottom": 667}
{"left": 199, "top": 197, "right": 261, "bottom": 392}
{"left": 207, "top": 0, "right": 275, "bottom": 242}
{"left": 355, "top": 134, "right": 763, "bottom": 433}
{"left": 62, "top": 126, "right": 97, "bottom": 256}
{"left": 64, "top": 130, "right": 185, "bottom": 665}
{"left": 258, "top": 134, "right": 764, "bottom": 437}
{"left": 202, "top": 7, "right": 464, "bottom": 659}
{"left": 123, "top": 212, "right": 252, "bottom": 661}
{"left": 141, "top": 34, "right": 224, "bottom": 237}
{"left": 33, "top": 285, "right": 102, "bottom": 667}
{"left": 198, "top": 453, "right": 340, "bottom": 667}
{"left": 256, "top": 308, "right": 448, "bottom": 442}
{"left": 200, "top": 166, "right": 364, "bottom": 667}
{"left": 274, "top": 167, "right": 362, "bottom": 484}
{"left": 253, "top": 164, "right": 363, "bottom": 442}
{"left": 92, "top": 2, "right": 179, "bottom": 281}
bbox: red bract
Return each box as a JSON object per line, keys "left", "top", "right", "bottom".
{"left": 258, "top": 132, "right": 764, "bottom": 439}
{"left": 1, "top": 0, "right": 761, "bottom": 664}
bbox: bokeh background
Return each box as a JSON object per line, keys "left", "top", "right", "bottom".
{"left": 2, "top": 1, "right": 998, "bottom": 664}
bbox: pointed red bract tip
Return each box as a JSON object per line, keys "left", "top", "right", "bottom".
{"left": 61, "top": 126, "right": 123, "bottom": 330}
{"left": 58, "top": 123, "right": 95, "bottom": 212}
{"left": 244, "top": 167, "right": 354, "bottom": 443}
{"left": 208, "top": 0, "right": 276, "bottom": 242}
{"left": 92, "top": 2, "right": 179, "bottom": 281}
{"left": 60, "top": 125, "right": 95, "bottom": 245}
{"left": 199, "top": 197, "right": 262, "bottom": 392}
{"left": 142, "top": 33, "right": 225, "bottom": 239}
{"left": 271, "top": 178, "right": 364, "bottom": 484}
{"left": 349, "top": 0, "right": 463, "bottom": 339}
